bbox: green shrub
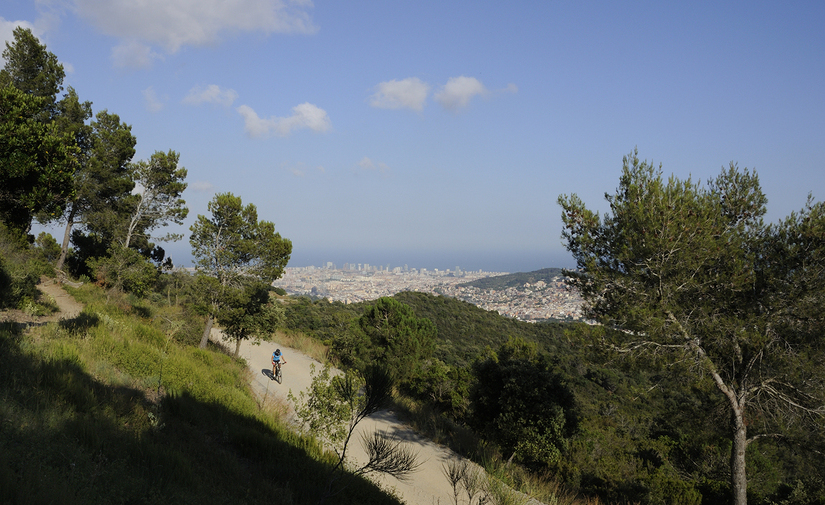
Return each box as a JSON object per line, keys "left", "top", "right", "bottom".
{"left": 0, "top": 226, "right": 58, "bottom": 311}
{"left": 34, "top": 232, "right": 61, "bottom": 264}
{"left": 87, "top": 246, "right": 158, "bottom": 296}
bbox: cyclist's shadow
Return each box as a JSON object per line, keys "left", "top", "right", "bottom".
{"left": 261, "top": 369, "right": 276, "bottom": 381}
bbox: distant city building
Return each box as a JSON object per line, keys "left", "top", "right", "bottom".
{"left": 273, "top": 263, "right": 584, "bottom": 322}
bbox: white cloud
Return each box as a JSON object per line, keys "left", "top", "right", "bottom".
{"left": 142, "top": 86, "right": 165, "bottom": 112}
{"left": 191, "top": 181, "right": 215, "bottom": 192}
{"left": 370, "top": 77, "right": 430, "bottom": 111}
{"left": 0, "top": 18, "right": 37, "bottom": 63}
{"left": 281, "top": 161, "right": 325, "bottom": 177}
{"left": 237, "top": 102, "right": 331, "bottom": 138}
{"left": 356, "top": 156, "right": 389, "bottom": 174}
{"left": 1, "top": 17, "right": 35, "bottom": 42}
{"left": 505, "top": 83, "right": 518, "bottom": 94}
{"left": 183, "top": 84, "right": 238, "bottom": 107}
{"left": 112, "top": 41, "right": 161, "bottom": 69}
{"left": 74, "top": 0, "right": 317, "bottom": 65}
{"left": 434, "top": 76, "right": 487, "bottom": 111}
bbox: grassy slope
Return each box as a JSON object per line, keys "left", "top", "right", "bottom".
{"left": 0, "top": 284, "right": 401, "bottom": 505}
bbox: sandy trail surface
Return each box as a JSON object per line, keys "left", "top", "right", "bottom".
{"left": 0, "top": 277, "right": 84, "bottom": 325}
{"left": 233, "top": 335, "right": 467, "bottom": 505}
{"left": 22, "top": 279, "right": 481, "bottom": 505}
{"left": 38, "top": 277, "right": 83, "bottom": 319}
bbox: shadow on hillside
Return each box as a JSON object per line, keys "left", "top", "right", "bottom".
{"left": 368, "top": 409, "right": 429, "bottom": 445}
{"left": 0, "top": 313, "right": 60, "bottom": 332}
{"left": 0, "top": 326, "right": 402, "bottom": 505}
{"left": 0, "top": 300, "right": 94, "bottom": 334}
{"left": 58, "top": 312, "right": 100, "bottom": 333}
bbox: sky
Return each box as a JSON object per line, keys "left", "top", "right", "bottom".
{"left": 4, "top": 1, "right": 825, "bottom": 273}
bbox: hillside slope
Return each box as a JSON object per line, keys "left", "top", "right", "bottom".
{"left": 457, "top": 268, "right": 566, "bottom": 290}
{"left": 0, "top": 281, "right": 401, "bottom": 505}
{"left": 236, "top": 335, "right": 495, "bottom": 505}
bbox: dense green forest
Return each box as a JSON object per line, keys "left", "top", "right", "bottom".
{"left": 458, "top": 268, "right": 566, "bottom": 291}
{"left": 281, "top": 290, "right": 825, "bottom": 505}
{"left": 3, "top": 25, "right": 824, "bottom": 505}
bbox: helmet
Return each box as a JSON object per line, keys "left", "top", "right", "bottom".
{"left": 275, "top": 349, "right": 281, "bottom": 355}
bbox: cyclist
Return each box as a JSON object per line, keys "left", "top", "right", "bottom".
{"left": 272, "top": 348, "right": 286, "bottom": 379}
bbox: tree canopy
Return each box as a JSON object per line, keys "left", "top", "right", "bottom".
{"left": 56, "top": 109, "right": 136, "bottom": 270}
{"left": 354, "top": 297, "right": 437, "bottom": 382}
{"left": 558, "top": 149, "right": 825, "bottom": 505}
{"left": 0, "top": 27, "right": 65, "bottom": 121}
{"left": 189, "top": 192, "right": 292, "bottom": 348}
{"left": 124, "top": 150, "right": 188, "bottom": 249}
{"left": 470, "top": 337, "right": 577, "bottom": 469}
{"left": 219, "top": 280, "right": 283, "bottom": 357}
{"left": 0, "top": 86, "right": 78, "bottom": 236}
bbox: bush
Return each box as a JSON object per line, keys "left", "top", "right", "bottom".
{"left": 406, "top": 359, "right": 471, "bottom": 418}
{"left": 34, "top": 232, "right": 62, "bottom": 264}
{"left": 87, "top": 246, "right": 158, "bottom": 296}
{"left": 469, "top": 338, "right": 577, "bottom": 470}
{"left": 0, "top": 224, "right": 51, "bottom": 309}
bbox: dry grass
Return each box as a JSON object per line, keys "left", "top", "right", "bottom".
{"left": 243, "top": 366, "right": 292, "bottom": 421}
{"left": 270, "top": 329, "right": 330, "bottom": 364}
{"left": 260, "top": 387, "right": 292, "bottom": 420}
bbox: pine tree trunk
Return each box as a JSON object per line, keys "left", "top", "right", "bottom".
{"left": 56, "top": 205, "right": 76, "bottom": 272}
{"left": 731, "top": 408, "right": 748, "bottom": 505}
{"left": 199, "top": 313, "right": 213, "bottom": 349}
{"left": 234, "top": 338, "right": 241, "bottom": 358}
{"left": 704, "top": 352, "right": 749, "bottom": 505}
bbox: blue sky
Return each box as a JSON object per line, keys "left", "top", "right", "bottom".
{"left": 4, "top": 1, "right": 824, "bottom": 272}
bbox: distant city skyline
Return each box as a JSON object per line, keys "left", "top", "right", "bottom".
{"left": 283, "top": 247, "right": 576, "bottom": 274}
{"left": 274, "top": 258, "right": 583, "bottom": 320}
{"left": 150, "top": 241, "right": 575, "bottom": 275}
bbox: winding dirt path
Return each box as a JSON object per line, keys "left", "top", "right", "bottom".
{"left": 38, "top": 277, "right": 84, "bottom": 320}
{"left": 0, "top": 277, "right": 84, "bottom": 325}
{"left": 17, "top": 280, "right": 488, "bottom": 505}
{"left": 232, "top": 335, "right": 470, "bottom": 505}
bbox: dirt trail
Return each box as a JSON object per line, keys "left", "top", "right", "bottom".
{"left": 233, "top": 335, "right": 470, "bottom": 505}
{"left": 0, "top": 277, "right": 84, "bottom": 325}
{"left": 17, "top": 280, "right": 483, "bottom": 505}
{"left": 38, "top": 277, "right": 84, "bottom": 320}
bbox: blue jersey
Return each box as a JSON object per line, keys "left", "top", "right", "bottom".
{"left": 272, "top": 352, "right": 282, "bottom": 363}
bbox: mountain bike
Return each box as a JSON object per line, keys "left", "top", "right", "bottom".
{"left": 273, "top": 362, "right": 283, "bottom": 384}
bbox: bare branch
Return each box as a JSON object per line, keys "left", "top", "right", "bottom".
{"left": 356, "top": 430, "right": 421, "bottom": 481}
{"left": 442, "top": 458, "right": 466, "bottom": 505}
{"left": 746, "top": 432, "right": 785, "bottom": 447}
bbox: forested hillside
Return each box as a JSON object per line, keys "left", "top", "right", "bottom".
{"left": 281, "top": 292, "right": 825, "bottom": 505}
{"left": 458, "top": 267, "right": 566, "bottom": 291}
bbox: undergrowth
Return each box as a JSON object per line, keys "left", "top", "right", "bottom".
{"left": 391, "top": 394, "right": 601, "bottom": 505}
{"left": 0, "top": 283, "right": 401, "bottom": 505}
{"left": 267, "top": 329, "right": 330, "bottom": 365}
